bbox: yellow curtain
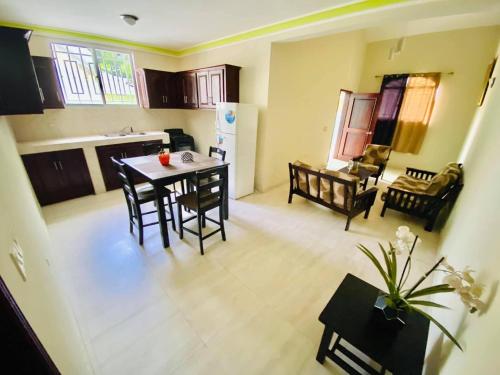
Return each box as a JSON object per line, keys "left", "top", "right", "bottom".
{"left": 392, "top": 73, "right": 440, "bottom": 154}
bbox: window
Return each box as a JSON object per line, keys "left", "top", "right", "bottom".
{"left": 51, "top": 43, "right": 137, "bottom": 105}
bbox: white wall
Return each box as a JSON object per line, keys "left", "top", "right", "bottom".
{"left": 358, "top": 26, "right": 500, "bottom": 171}
{"left": 0, "top": 116, "right": 92, "bottom": 373}
{"left": 424, "top": 41, "right": 500, "bottom": 374}
{"left": 9, "top": 34, "right": 187, "bottom": 142}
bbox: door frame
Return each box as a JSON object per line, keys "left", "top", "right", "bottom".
{"left": 0, "top": 276, "right": 60, "bottom": 374}
{"left": 336, "top": 93, "right": 380, "bottom": 161}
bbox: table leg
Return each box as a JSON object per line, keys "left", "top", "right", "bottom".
{"left": 363, "top": 178, "right": 368, "bottom": 190}
{"left": 222, "top": 165, "right": 229, "bottom": 220}
{"left": 154, "top": 185, "right": 170, "bottom": 248}
{"left": 316, "top": 326, "right": 334, "bottom": 364}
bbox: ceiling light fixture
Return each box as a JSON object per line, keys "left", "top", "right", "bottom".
{"left": 120, "top": 14, "right": 139, "bottom": 26}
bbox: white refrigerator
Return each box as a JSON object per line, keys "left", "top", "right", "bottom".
{"left": 215, "top": 102, "right": 258, "bottom": 199}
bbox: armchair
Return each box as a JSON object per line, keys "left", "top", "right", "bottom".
{"left": 353, "top": 144, "right": 391, "bottom": 185}
{"left": 380, "top": 163, "right": 463, "bottom": 231}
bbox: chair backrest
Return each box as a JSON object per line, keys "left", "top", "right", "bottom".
{"left": 164, "top": 128, "right": 185, "bottom": 138}
{"left": 209, "top": 146, "right": 226, "bottom": 161}
{"left": 111, "top": 157, "right": 140, "bottom": 205}
{"left": 142, "top": 142, "right": 168, "bottom": 156}
{"left": 171, "top": 135, "right": 195, "bottom": 152}
{"left": 289, "top": 162, "right": 358, "bottom": 211}
{"left": 362, "top": 144, "right": 391, "bottom": 166}
{"left": 194, "top": 166, "right": 225, "bottom": 211}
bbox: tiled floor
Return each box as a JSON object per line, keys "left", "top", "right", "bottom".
{"left": 43, "top": 181, "right": 440, "bottom": 375}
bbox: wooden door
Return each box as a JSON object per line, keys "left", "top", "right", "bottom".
{"left": 96, "top": 141, "right": 162, "bottom": 191}
{"left": 22, "top": 150, "right": 94, "bottom": 205}
{"left": 197, "top": 70, "right": 210, "bottom": 108}
{"left": 337, "top": 93, "right": 380, "bottom": 161}
{"left": 56, "top": 149, "right": 94, "bottom": 200}
{"left": 209, "top": 68, "right": 224, "bottom": 106}
{"left": 163, "top": 72, "right": 178, "bottom": 108}
{"left": 0, "top": 27, "right": 43, "bottom": 115}
{"left": 1, "top": 276, "right": 60, "bottom": 374}
{"left": 179, "top": 72, "right": 198, "bottom": 109}
{"left": 96, "top": 144, "right": 129, "bottom": 191}
{"left": 22, "top": 152, "right": 62, "bottom": 206}
{"left": 32, "top": 56, "right": 64, "bottom": 109}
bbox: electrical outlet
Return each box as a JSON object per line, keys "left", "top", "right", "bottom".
{"left": 10, "top": 240, "right": 27, "bottom": 281}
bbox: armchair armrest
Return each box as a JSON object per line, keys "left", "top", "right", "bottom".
{"left": 405, "top": 167, "right": 437, "bottom": 181}
{"left": 356, "top": 187, "right": 378, "bottom": 200}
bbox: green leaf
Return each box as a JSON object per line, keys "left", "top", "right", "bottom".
{"left": 407, "top": 284, "right": 455, "bottom": 299}
{"left": 389, "top": 242, "right": 398, "bottom": 287}
{"left": 411, "top": 306, "right": 463, "bottom": 351}
{"left": 357, "top": 244, "right": 394, "bottom": 294}
{"left": 406, "top": 300, "right": 450, "bottom": 309}
{"left": 378, "top": 242, "right": 393, "bottom": 281}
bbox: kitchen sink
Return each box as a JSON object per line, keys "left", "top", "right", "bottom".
{"left": 103, "top": 132, "right": 147, "bottom": 137}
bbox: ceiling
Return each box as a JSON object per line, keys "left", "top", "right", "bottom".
{"left": 0, "top": 0, "right": 354, "bottom": 49}
{"left": 1, "top": 0, "right": 499, "bottom": 55}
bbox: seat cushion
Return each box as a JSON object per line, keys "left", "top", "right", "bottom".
{"left": 136, "top": 184, "right": 171, "bottom": 202}
{"left": 136, "top": 184, "right": 156, "bottom": 201}
{"left": 390, "top": 175, "right": 430, "bottom": 194}
{"left": 177, "top": 191, "right": 220, "bottom": 210}
{"left": 361, "top": 144, "right": 391, "bottom": 166}
{"left": 293, "top": 161, "right": 319, "bottom": 196}
{"left": 318, "top": 169, "right": 359, "bottom": 209}
{"left": 358, "top": 162, "right": 379, "bottom": 173}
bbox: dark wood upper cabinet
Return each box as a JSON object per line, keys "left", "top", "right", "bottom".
{"left": 178, "top": 71, "right": 198, "bottom": 109}
{"left": 32, "top": 56, "right": 64, "bottom": 109}
{"left": 136, "top": 64, "right": 240, "bottom": 110}
{"left": 197, "top": 65, "right": 240, "bottom": 109}
{"left": 136, "top": 68, "right": 177, "bottom": 108}
{"left": 22, "top": 149, "right": 94, "bottom": 206}
{"left": 96, "top": 140, "right": 162, "bottom": 191}
{"left": 0, "top": 26, "right": 43, "bottom": 115}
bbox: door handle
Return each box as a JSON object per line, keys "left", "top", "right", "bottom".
{"left": 53, "top": 161, "right": 59, "bottom": 171}
{"left": 58, "top": 161, "right": 64, "bottom": 170}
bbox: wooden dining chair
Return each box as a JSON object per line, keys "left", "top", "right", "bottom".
{"left": 187, "top": 146, "right": 226, "bottom": 194}
{"left": 209, "top": 146, "right": 226, "bottom": 161}
{"left": 177, "top": 166, "right": 226, "bottom": 255}
{"left": 111, "top": 157, "right": 175, "bottom": 245}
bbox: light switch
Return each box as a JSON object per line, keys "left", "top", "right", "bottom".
{"left": 10, "top": 240, "right": 27, "bottom": 281}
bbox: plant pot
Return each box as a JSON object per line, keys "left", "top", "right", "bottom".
{"left": 374, "top": 294, "right": 407, "bottom": 328}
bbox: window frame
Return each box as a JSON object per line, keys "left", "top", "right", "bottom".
{"left": 50, "top": 40, "right": 139, "bottom": 107}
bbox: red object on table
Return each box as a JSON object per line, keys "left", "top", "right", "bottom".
{"left": 158, "top": 152, "right": 170, "bottom": 166}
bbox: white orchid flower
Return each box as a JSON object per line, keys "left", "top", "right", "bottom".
{"left": 470, "top": 283, "right": 484, "bottom": 298}
{"left": 394, "top": 226, "right": 421, "bottom": 255}
{"left": 444, "top": 274, "right": 463, "bottom": 289}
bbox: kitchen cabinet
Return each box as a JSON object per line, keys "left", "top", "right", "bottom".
{"left": 32, "top": 56, "right": 65, "bottom": 109}
{"left": 196, "top": 65, "right": 240, "bottom": 109}
{"left": 96, "top": 140, "right": 162, "bottom": 191}
{"left": 22, "top": 149, "right": 94, "bottom": 206}
{"left": 178, "top": 71, "right": 198, "bottom": 109}
{"left": 0, "top": 26, "right": 43, "bottom": 115}
{"left": 135, "top": 64, "right": 240, "bottom": 110}
{"left": 136, "top": 69, "right": 177, "bottom": 108}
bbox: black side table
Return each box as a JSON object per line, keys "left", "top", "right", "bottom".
{"left": 316, "top": 273, "right": 430, "bottom": 375}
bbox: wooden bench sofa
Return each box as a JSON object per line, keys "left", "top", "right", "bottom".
{"left": 288, "top": 161, "right": 378, "bottom": 231}
{"left": 381, "top": 162, "right": 463, "bottom": 231}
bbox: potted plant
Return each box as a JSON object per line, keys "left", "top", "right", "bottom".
{"left": 357, "top": 226, "right": 485, "bottom": 350}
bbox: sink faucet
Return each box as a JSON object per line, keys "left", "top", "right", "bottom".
{"left": 119, "top": 126, "right": 134, "bottom": 134}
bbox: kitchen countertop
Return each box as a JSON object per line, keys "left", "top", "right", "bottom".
{"left": 17, "top": 131, "right": 169, "bottom": 155}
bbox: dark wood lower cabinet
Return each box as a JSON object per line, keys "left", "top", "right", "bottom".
{"left": 22, "top": 149, "right": 95, "bottom": 206}
{"left": 96, "top": 140, "right": 162, "bottom": 191}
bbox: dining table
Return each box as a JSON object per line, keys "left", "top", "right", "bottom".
{"left": 122, "top": 151, "right": 229, "bottom": 248}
